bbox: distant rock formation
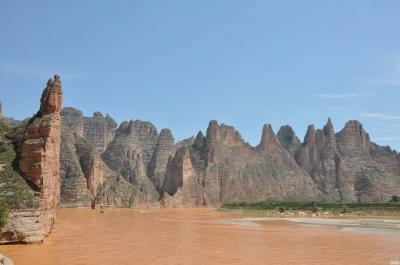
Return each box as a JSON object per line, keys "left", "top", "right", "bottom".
{"left": 58, "top": 109, "right": 400, "bottom": 208}
{"left": 60, "top": 108, "right": 113, "bottom": 207}
{"left": 3, "top": 75, "right": 397, "bottom": 224}
{"left": 277, "top": 125, "right": 301, "bottom": 157}
{"left": 162, "top": 121, "right": 319, "bottom": 207}
{"left": 148, "top": 129, "right": 176, "bottom": 192}
{"left": 83, "top": 112, "right": 117, "bottom": 153}
{"left": 293, "top": 119, "right": 400, "bottom": 202}
{"left": 1, "top": 75, "right": 63, "bottom": 244}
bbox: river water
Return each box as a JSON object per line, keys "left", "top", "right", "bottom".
{"left": 1, "top": 208, "right": 399, "bottom": 265}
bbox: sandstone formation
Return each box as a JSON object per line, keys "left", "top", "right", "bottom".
{"left": 83, "top": 112, "right": 117, "bottom": 153}
{"left": 336, "top": 121, "right": 400, "bottom": 201}
{"left": 59, "top": 113, "right": 400, "bottom": 207}
{"left": 277, "top": 125, "right": 301, "bottom": 157}
{"left": 59, "top": 113, "right": 167, "bottom": 208}
{"left": 296, "top": 119, "right": 341, "bottom": 199}
{"left": 162, "top": 121, "right": 320, "bottom": 207}
{"left": 102, "top": 120, "right": 159, "bottom": 203}
{"left": 162, "top": 146, "right": 204, "bottom": 207}
{"left": 293, "top": 119, "right": 400, "bottom": 202}
{"left": 148, "top": 129, "right": 175, "bottom": 192}
{"left": 2, "top": 76, "right": 398, "bottom": 221}
{"left": 1, "top": 75, "right": 62, "bottom": 243}
{"left": 60, "top": 108, "right": 111, "bottom": 207}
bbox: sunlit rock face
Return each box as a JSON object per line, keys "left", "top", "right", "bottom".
{"left": 1, "top": 75, "right": 63, "bottom": 244}
{"left": 162, "top": 121, "right": 320, "bottom": 207}
{"left": 293, "top": 119, "right": 400, "bottom": 202}
{"left": 148, "top": 129, "right": 176, "bottom": 192}
{"left": 296, "top": 119, "right": 342, "bottom": 200}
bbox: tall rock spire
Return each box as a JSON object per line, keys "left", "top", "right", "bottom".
{"left": 296, "top": 119, "right": 341, "bottom": 199}
{"left": 40, "top": 75, "right": 63, "bottom": 115}
{"left": 19, "top": 75, "right": 63, "bottom": 237}
{"left": 259, "top": 124, "right": 279, "bottom": 151}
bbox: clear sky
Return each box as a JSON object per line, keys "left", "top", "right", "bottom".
{"left": 1, "top": 1, "right": 400, "bottom": 150}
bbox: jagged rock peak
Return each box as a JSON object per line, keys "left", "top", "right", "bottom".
{"left": 17, "top": 75, "right": 63, "bottom": 240}
{"left": 40, "top": 74, "right": 63, "bottom": 115}
{"left": 277, "top": 125, "right": 301, "bottom": 156}
{"left": 193, "top": 131, "right": 205, "bottom": 148}
{"left": 337, "top": 120, "right": 371, "bottom": 150}
{"left": 277, "top": 125, "right": 297, "bottom": 140}
{"left": 206, "top": 120, "right": 244, "bottom": 145}
{"left": 324, "top": 117, "right": 334, "bottom": 131}
{"left": 303, "top": 124, "right": 316, "bottom": 144}
{"left": 159, "top": 128, "right": 173, "bottom": 138}
{"left": 259, "top": 124, "right": 280, "bottom": 150}
{"left": 176, "top": 136, "right": 195, "bottom": 148}
{"left": 322, "top": 117, "right": 336, "bottom": 147}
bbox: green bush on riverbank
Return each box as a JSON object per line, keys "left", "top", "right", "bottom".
{"left": 222, "top": 200, "right": 400, "bottom": 214}
{"left": 0, "top": 200, "right": 8, "bottom": 231}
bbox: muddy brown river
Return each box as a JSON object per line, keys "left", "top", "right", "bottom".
{"left": 1, "top": 208, "right": 399, "bottom": 265}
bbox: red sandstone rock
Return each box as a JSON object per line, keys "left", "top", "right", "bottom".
{"left": 18, "top": 75, "right": 63, "bottom": 237}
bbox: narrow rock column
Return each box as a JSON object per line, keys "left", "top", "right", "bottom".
{"left": 19, "top": 75, "right": 63, "bottom": 236}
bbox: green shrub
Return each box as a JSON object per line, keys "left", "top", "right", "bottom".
{"left": 0, "top": 201, "right": 8, "bottom": 231}
{"left": 390, "top": 195, "right": 400, "bottom": 203}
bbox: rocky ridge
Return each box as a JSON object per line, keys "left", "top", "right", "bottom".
{"left": 1, "top": 76, "right": 399, "bottom": 233}
{"left": 58, "top": 110, "right": 400, "bottom": 208}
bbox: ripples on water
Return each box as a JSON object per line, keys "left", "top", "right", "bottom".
{"left": 1, "top": 208, "right": 399, "bottom": 265}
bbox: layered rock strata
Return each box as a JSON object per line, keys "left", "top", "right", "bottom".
{"left": 1, "top": 75, "right": 62, "bottom": 243}
{"left": 294, "top": 119, "right": 400, "bottom": 202}
{"left": 162, "top": 121, "right": 320, "bottom": 207}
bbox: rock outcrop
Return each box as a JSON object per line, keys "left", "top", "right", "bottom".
{"left": 83, "top": 112, "right": 117, "bottom": 153}
{"left": 336, "top": 121, "right": 400, "bottom": 201}
{"left": 162, "top": 147, "right": 204, "bottom": 207}
{"left": 60, "top": 108, "right": 110, "bottom": 207}
{"left": 277, "top": 125, "right": 301, "bottom": 157}
{"left": 3, "top": 84, "right": 400, "bottom": 216}
{"left": 1, "top": 75, "right": 62, "bottom": 243}
{"left": 162, "top": 121, "right": 319, "bottom": 207}
{"left": 148, "top": 129, "right": 175, "bottom": 192}
{"left": 102, "top": 120, "right": 159, "bottom": 203}
{"left": 294, "top": 119, "right": 400, "bottom": 202}
{"left": 296, "top": 119, "right": 341, "bottom": 199}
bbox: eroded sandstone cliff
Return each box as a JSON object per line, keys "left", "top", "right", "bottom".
{"left": 162, "top": 121, "right": 320, "bottom": 207}
{"left": 293, "top": 119, "right": 400, "bottom": 202}
{"left": 0, "top": 75, "right": 62, "bottom": 243}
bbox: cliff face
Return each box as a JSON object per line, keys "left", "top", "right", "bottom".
{"left": 101, "top": 120, "right": 159, "bottom": 204}
{"left": 336, "top": 121, "right": 400, "bottom": 201}
{"left": 296, "top": 119, "right": 341, "bottom": 199}
{"left": 277, "top": 125, "right": 301, "bottom": 157}
{"left": 148, "top": 129, "right": 176, "bottom": 192}
{"left": 60, "top": 115, "right": 164, "bottom": 208}
{"left": 293, "top": 119, "right": 400, "bottom": 202}
{"left": 3, "top": 86, "right": 400, "bottom": 218}
{"left": 1, "top": 75, "right": 62, "bottom": 244}
{"left": 162, "top": 121, "right": 319, "bottom": 207}
{"left": 83, "top": 112, "right": 117, "bottom": 153}
{"left": 60, "top": 108, "right": 113, "bottom": 207}
{"left": 161, "top": 147, "right": 204, "bottom": 207}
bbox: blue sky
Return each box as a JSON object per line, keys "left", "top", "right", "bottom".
{"left": 1, "top": 1, "right": 400, "bottom": 150}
